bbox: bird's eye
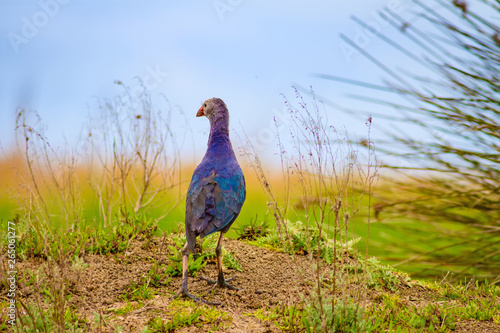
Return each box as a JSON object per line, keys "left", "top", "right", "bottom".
{"left": 204, "top": 103, "right": 207, "bottom": 107}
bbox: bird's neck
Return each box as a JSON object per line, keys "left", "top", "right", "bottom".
{"left": 206, "top": 114, "right": 233, "bottom": 156}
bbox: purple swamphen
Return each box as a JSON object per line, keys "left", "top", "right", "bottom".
{"left": 174, "top": 98, "right": 246, "bottom": 304}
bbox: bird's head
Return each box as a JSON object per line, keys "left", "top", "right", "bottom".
{"left": 197, "top": 98, "right": 227, "bottom": 120}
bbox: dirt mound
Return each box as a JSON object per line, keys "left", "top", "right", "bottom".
{"left": 6, "top": 236, "right": 500, "bottom": 332}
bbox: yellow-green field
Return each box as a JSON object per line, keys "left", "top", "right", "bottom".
{"left": 0, "top": 154, "right": 491, "bottom": 281}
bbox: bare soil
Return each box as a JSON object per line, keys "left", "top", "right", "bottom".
{"left": 4, "top": 236, "right": 500, "bottom": 332}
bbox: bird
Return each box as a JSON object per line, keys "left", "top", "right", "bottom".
{"left": 174, "top": 98, "right": 246, "bottom": 304}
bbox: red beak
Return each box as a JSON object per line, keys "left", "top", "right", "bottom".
{"left": 196, "top": 106, "right": 205, "bottom": 117}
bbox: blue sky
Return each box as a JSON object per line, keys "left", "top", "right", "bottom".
{"left": 0, "top": 0, "right": 469, "bottom": 165}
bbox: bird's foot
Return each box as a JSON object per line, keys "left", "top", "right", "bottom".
{"left": 200, "top": 276, "right": 240, "bottom": 291}
{"left": 172, "top": 286, "right": 221, "bottom": 305}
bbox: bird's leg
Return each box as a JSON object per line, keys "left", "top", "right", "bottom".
{"left": 172, "top": 242, "right": 221, "bottom": 305}
{"left": 201, "top": 233, "right": 240, "bottom": 290}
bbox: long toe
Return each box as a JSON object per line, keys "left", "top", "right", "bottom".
{"left": 220, "top": 280, "right": 240, "bottom": 291}
{"left": 200, "top": 276, "right": 240, "bottom": 291}
{"left": 199, "top": 276, "right": 218, "bottom": 285}
{"left": 172, "top": 286, "right": 221, "bottom": 306}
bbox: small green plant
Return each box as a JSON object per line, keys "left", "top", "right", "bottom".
{"left": 16, "top": 301, "right": 88, "bottom": 332}
{"left": 109, "top": 302, "right": 143, "bottom": 316}
{"left": 164, "top": 233, "right": 210, "bottom": 277}
{"left": 147, "top": 262, "right": 171, "bottom": 287}
{"left": 71, "top": 256, "right": 88, "bottom": 271}
{"left": 366, "top": 281, "right": 500, "bottom": 331}
{"left": 344, "top": 256, "right": 410, "bottom": 292}
{"left": 250, "top": 228, "right": 282, "bottom": 250}
{"left": 17, "top": 267, "right": 42, "bottom": 289}
{"left": 9, "top": 214, "right": 160, "bottom": 261}
{"left": 147, "top": 300, "right": 230, "bottom": 332}
{"left": 148, "top": 311, "right": 201, "bottom": 332}
{"left": 459, "top": 298, "right": 500, "bottom": 322}
{"left": 236, "top": 215, "right": 269, "bottom": 240}
{"left": 222, "top": 251, "right": 242, "bottom": 272}
{"left": 365, "top": 257, "right": 410, "bottom": 291}
{"left": 251, "top": 220, "right": 359, "bottom": 264}
{"left": 367, "top": 294, "right": 457, "bottom": 332}
{"left": 120, "top": 259, "right": 170, "bottom": 302}
{"left": 250, "top": 305, "right": 305, "bottom": 332}
{"left": 251, "top": 220, "right": 315, "bottom": 254}
{"left": 121, "top": 279, "right": 153, "bottom": 302}
{"left": 165, "top": 250, "right": 207, "bottom": 277}
{"left": 251, "top": 308, "right": 281, "bottom": 322}
{"left": 92, "top": 311, "right": 111, "bottom": 332}
{"left": 273, "top": 305, "right": 305, "bottom": 332}
{"left": 86, "top": 214, "right": 160, "bottom": 255}
{"left": 303, "top": 295, "right": 373, "bottom": 333}
{"left": 147, "top": 317, "right": 170, "bottom": 332}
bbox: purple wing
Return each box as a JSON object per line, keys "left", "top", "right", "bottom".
{"left": 185, "top": 167, "right": 245, "bottom": 253}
